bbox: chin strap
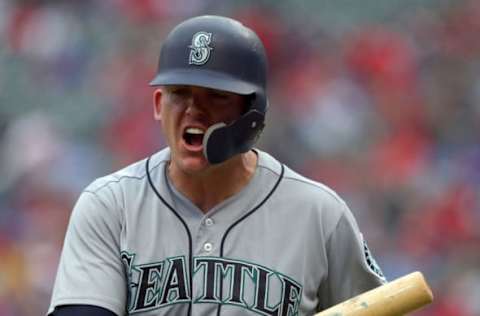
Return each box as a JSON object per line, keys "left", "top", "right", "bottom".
{"left": 202, "top": 110, "right": 265, "bottom": 164}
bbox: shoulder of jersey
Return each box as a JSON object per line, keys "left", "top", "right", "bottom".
{"left": 257, "top": 150, "right": 347, "bottom": 207}
{"left": 258, "top": 150, "right": 351, "bottom": 237}
{"left": 83, "top": 148, "right": 170, "bottom": 194}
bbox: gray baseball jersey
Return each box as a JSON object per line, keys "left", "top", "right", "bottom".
{"left": 48, "top": 148, "right": 385, "bottom": 316}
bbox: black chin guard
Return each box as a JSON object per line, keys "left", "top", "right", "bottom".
{"left": 203, "top": 110, "right": 265, "bottom": 164}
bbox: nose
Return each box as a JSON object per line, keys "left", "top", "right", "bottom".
{"left": 185, "top": 91, "right": 209, "bottom": 117}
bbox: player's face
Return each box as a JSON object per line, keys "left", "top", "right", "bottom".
{"left": 153, "top": 85, "right": 246, "bottom": 174}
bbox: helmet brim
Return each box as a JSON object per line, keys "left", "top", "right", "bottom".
{"left": 149, "top": 68, "right": 259, "bottom": 96}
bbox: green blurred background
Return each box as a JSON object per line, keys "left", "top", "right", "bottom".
{"left": 1, "top": 0, "right": 479, "bottom": 315}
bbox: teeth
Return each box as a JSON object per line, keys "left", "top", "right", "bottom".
{"left": 186, "top": 127, "right": 204, "bottom": 135}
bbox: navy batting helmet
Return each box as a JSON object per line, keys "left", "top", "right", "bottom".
{"left": 150, "top": 15, "right": 268, "bottom": 164}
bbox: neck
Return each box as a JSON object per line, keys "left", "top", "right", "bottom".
{"left": 168, "top": 151, "right": 258, "bottom": 213}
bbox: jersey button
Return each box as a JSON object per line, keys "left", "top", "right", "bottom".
{"left": 203, "top": 242, "right": 213, "bottom": 252}
{"left": 205, "top": 218, "right": 214, "bottom": 226}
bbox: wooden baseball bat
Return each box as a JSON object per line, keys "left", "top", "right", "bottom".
{"left": 315, "top": 271, "right": 433, "bottom": 316}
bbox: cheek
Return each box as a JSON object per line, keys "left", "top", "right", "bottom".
{"left": 160, "top": 106, "right": 182, "bottom": 135}
{"left": 221, "top": 104, "right": 245, "bottom": 122}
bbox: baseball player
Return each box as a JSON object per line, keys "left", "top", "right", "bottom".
{"left": 48, "top": 15, "right": 386, "bottom": 316}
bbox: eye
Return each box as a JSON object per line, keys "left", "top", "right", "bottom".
{"left": 209, "top": 91, "right": 231, "bottom": 102}
{"left": 212, "top": 91, "right": 228, "bottom": 98}
{"left": 166, "top": 86, "right": 192, "bottom": 103}
{"left": 170, "top": 87, "right": 191, "bottom": 97}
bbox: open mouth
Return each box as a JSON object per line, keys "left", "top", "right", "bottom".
{"left": 183, "top": 127, "right": 205, "bottom": 148}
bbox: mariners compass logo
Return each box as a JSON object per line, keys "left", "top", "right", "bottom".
{"left": 189, "top": 32, "right": 213, "bottom": 65}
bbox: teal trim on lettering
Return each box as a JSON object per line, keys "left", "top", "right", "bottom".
{"left": 279, "top": 275, "right": 303, "bottom": 316}
{"left": 159, "top": 256, "right": 190, "bottom": 306}
{"left": 140, "top": 261, "right": 164, "bottom": 309}
{"left": 121, "top": 251, "right": 137, "bottom": 312}
{"left": 253, "top": 267, "right": 282, "bottom": 314}
{"left": 218, "top": 261, "right": 234, "bottom": 304}
{"left": 236, "top": 262, "right": 256, "bottom": 309}
{"left": 121, "top": 253, "right": 303, "bottom": 315}
{"left": 192, "top": 258, "right": 220, "bottom": 303}
{"left": 192, "top": 256, "right": 303, "bottom": 316}
{"left": 129, "top": 260, "right": 165, "bottom": 314}
{"left": 122, "top": 254, "right": 190, "bottom": 314}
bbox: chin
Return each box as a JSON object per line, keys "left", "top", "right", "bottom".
{"left": 178, "top": 156, "right": 210, "bottom": 174}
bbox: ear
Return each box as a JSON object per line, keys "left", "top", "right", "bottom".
{"left": 153, "top": 88, "right": 163, "bottom": 121}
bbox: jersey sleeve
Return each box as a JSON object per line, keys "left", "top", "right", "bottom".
{"left": 317, "top": 203, "right": 386, "bottom": 311}
{"left": 48, "top": 188, "right": 126, "bottom": 316}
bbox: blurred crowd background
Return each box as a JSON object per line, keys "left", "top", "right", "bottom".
{"left": 1, "top": 0, "right": 480, "bottom": 315}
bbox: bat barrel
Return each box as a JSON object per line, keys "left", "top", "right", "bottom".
{"left": 316, "top": 271, "right": 434, "bottom": 316}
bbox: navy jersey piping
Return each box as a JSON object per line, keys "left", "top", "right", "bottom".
{"left": 145, "top": 156, "right": 194, "bottom": 316}
{"left": 216, "top": 163, "right": 285, "bottom": 316}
